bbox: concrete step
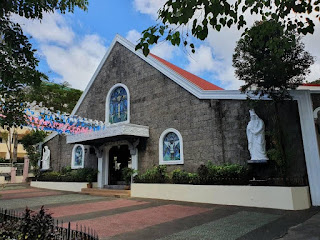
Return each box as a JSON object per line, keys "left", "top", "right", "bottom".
{"left": 81, "top": 188, "right": 130, "bottom": 198}
{"left": 104, "top": 185, "right": 127, "bottom": 190}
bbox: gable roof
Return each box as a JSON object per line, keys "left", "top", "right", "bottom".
{"left": 149, "top": 53, "right": 223, "bottom": 90}
{"left": 71, "top": 34, "right": 235, "bottom": 118}
{"left": 43, "top": 35, "right": 245, "bottom": 143}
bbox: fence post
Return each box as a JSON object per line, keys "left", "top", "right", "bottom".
{"left": 4, "top": 209, "right": 7, "bottom": 222}
{"left": 22, "top": 156, "right": 30, "bottom": 182}
{"left": 67, "top": 222, "right": 70, "bottom": 240}
{"left": 10, "top": 167, "right": 17, "bottom": 183}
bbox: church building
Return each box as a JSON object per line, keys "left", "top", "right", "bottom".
{"left": 42, "top": 35, "right": 320, "bottom": 206}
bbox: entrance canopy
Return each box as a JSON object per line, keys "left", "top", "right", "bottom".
{"left": 66, "top": 123, "right": 149, "bottom": 145}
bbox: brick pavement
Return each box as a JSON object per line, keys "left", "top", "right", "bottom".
{"left": 1, "top": 185, "right": 319, "bottom": 240}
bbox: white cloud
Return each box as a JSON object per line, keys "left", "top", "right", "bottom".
{"left": 186, "top": 45, "right": 221, "bottom": 74}
{"left": 41, "top": 34, "right": 106, "bottom": 90}
{"left": 133, "top": 0, "right": 166, "bottom": 19}
{"left": 126, "top": 29, "right": 142, "bottom": 44}
{"left": 13, "top": 12, "right": 107, "bottom": 90}
{"left": 185, "top": 44, "right": 244, "bottom": 89}
{"left": 302, "top": 17, "right": 320, "bottom": 82}
{"left": 151, "top": 42, "right": 177, "bottom": 60}
{"left": 14, "top": 12, "right": 74, "bottom": 46}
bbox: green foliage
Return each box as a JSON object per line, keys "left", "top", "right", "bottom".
{"left": 135, "top": 163, "right": 249, "bottom": 185}
{"left": 20, "top": 130, "right": 47, "bottom": 148}
{"left": 0, "top": 158, "right": 9, "bottom": 163}
{"left": 197, "top": 162, "right": 249, "bottom": 185}
{"left": 310, "top": 79, "right": 320, "bottom": 84}
{"left": 24, "top": 81, "right": 83, "bottom": 113}
{"left": 121, "top": 167, "right": 137, "bottom": 185}
{"left": 136, "top": 0, "right": 319, "bottom": 56}
{"left": 0, "top": 0, "right": 88, "bottom": 129}
{"left": 172, "top": 169, "right": 196, "bottom": 184}
{"left": 134, "top": 165, "right": 169, "bottom": 183}
{"left": 233, "top": 20, "right": 314, "bottom": 100}
{"left": 0, "top": 207, "right": 56, "bottom": 240}
{"left": 20, "top": 130, "right": 47, "bottom": 178}
{"left": 38, "top": 167, "right": 98, "bottom": 182}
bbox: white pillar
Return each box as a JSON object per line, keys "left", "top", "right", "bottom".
{"left": 97, "top": 156, "right": 104, "bottom": 188}
{"left": 293, "top": 90, "right": 320, "bottom": 205}
{"left": 132, "top": 149, "right": 138, "bottom": 174}
{"left": 104, "top": 147, "right": 110, "bottom": 186}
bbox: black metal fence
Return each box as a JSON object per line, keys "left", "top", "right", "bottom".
{"left": 0, "top": 208, "right": 99, "bottom": 240}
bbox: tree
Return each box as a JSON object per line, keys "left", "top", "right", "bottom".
{"left": 233, "top": 20, "right": 313, "bottom": 182}
{"left": 232, "top": 20, "right": 314, "bottom": 100}
{"left": 135, "top": 0, "right": 320, "bottom": 56}
{"left": 20, "top": 130, "right": 47, "bottom": 179}
{"left": 24, "top": 81, "right": 83, "bottom": 114}
{"left": 0, "top": 0, "right": 88, "bottom": 163}
{"left": 311, "top": 79, "right": 320, "bottom": 84}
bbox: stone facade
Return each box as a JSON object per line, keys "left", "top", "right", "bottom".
{"left": 45, "top": 135, "right": 97, "bottom": 171}
{"left": 44, "top": 42, "right": 307, "bottom": 178}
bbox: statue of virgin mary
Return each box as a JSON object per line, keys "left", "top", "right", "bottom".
{"left": 246, "top": 109, "right": 269, "bottom": 161}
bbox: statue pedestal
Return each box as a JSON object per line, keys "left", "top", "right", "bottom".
{"left": 247, "top": 160, "right": 269, "bottom": 186}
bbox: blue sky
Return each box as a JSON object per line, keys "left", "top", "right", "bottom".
{"left": 14, "top": 0, "right": 320, "bottom": 90}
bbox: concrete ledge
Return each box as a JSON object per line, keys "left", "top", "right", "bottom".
{"left": 31, "top": 181, "right": 98, "bottom": 192}
{"left": 131, "top": 183, "right": 311, "bottom": 210}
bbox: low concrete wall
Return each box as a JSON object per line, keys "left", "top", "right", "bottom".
{"left": 131, "top": 183, "right": 311, "bottom": 210}
{"left": 31, "top": 181, "right": 98, "bottom": 192}
{"left": 0, "top": 167, "right": 12, "bottom": 174}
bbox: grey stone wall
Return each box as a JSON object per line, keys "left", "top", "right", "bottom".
{"left": 44, "top": 42, "right": 307, "bottom": 178}
{"left": 44, "top": 135, "right": 97, "bottom": 171}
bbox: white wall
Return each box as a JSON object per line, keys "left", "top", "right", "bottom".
{"left": 31, "top": 181, "right": 98, "bottom": 192}
{"left": 131, "top": 184, "right": 311, "bottom": 210}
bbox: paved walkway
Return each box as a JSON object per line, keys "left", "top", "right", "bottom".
{"left": 0, "top": 184, "right": 319, "bottom": 240}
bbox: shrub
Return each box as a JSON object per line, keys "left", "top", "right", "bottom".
{"left": 38, "top": 168, "right": 98, "bottom": 182}
{"left": 0, "top": 207, "right": 56, "bottom": 240}
{"left": 172, "top": 169, "right": 192, "bottom": 184}
{"left": 134, "top": 163, "right": 249, "bottom": 185}
{"left": 122, "top": 167, "right": 137, "bottom": 185}
{"left": 197, "top": 162, "right": 249, "bottom": 185}
{"left": 134, "top": 165, "right": 169, "bottom": 183}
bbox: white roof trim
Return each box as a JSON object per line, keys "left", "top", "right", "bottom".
{"left": 66, "top": 123, "right": 149, "bottom": 144}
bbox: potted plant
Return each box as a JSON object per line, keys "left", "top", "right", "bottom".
{"left": 86, "top": 174, "right": 95, "bottom": 188}
{"left": 122, "top": 167, "right": 136, "bottom": 190}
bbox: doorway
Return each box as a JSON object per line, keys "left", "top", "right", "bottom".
{"left": 109, "top": 145, "right": 131, "bottom": 185}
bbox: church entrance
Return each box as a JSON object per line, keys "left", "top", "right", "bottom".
{"left": 108, "top": 145, "right": 131, "bottom": 185}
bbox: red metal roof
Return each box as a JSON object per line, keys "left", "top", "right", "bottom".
{"left": 149, "top": 53, "right": 224, "bottom": 90}
{"left": 302, "top": 83, "right": 320, "bottom": 86}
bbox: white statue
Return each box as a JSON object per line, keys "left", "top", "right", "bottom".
{"left": 247, "top": 109, "right": 269, "bottom": 161}
{"left": 41, "top": 146, "right": 51, "bottom": 170}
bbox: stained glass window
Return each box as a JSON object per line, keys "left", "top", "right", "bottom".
{"left": 163, "top": 132, "right": 180, "bottom": 161}
{"left": 109, "top": 87, "right": 128, "bottom": 124}
{"left": 74, "top": 145, "right": 83, "bottom": 167}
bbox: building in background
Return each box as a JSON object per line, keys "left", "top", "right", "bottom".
{"left": 0, "top": 127, "right": 30, "bottom": 161}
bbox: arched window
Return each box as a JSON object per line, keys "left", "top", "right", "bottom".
{"left": 72, "top": 144, "right": 85, "bottom": 169}
{"left": 159, "top": 128, "right": 184, "bottom": 165}
{"left": 106, "top": 84, "right": 130, "bottom": 124}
